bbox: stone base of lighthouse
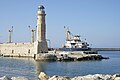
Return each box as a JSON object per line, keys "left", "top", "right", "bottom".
{"left": 34, "top": 41, "right": 48, "bottom": 60}
{"left": 34, "top": 41, "right": 48, "bottom": 54}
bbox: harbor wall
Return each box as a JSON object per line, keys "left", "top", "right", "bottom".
{"left": 92, "top": 48, "right": 120, "bottom": 51}
{"left": 0, "top": 42, "right": 35, "bottom": 57}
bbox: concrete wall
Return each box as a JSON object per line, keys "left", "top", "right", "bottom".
{"left": 92, "top": 48, "right": 120, "bottom": 51}
{"left": 0, "top": 42, "right": 35, "bottom": 57}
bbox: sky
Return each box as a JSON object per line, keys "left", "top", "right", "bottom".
{"left": 0, "top": 0, "right": 120, "bottom": 48}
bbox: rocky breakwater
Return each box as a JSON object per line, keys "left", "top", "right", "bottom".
{"left": 39, "top": 72, "right": 120, "bottom": 80}
{"left": 35, "top": 51, "right": 109, "bottom": 61}
{"left": 56, "top": 51, "right": 107, "bottom": 61}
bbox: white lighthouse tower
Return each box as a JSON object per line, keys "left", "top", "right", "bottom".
{"left": 35, "top": 5, "right": 48, "bottom": 53}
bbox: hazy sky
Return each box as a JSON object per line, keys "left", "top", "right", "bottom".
{"left": 0, "top": 0, "right": 120, "bottom": 48}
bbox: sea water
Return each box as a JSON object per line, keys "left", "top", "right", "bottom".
{"left": 0, "top": 51, "right": 120, "bottom": 80}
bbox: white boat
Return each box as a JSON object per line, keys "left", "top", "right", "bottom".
{"left": 60, "top": 26, "right": 97, "bottom": 54}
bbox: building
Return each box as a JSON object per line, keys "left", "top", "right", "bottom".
{"left": 0, "top": 5, "right": 48, "bottom": 58}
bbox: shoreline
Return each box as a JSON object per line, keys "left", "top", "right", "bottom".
{"left": 39, "top": 72, "right": 120, "bottom": 80}
{"left": 1, "top": 72, "right": 120, "bottom": 80}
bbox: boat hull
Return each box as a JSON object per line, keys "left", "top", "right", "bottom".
{"left": 59, "top": 48, "right": 91, "bottom": 51}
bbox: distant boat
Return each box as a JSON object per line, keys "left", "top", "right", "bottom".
{"left": 59, "top": 26, "right": 97, "bottom": 54}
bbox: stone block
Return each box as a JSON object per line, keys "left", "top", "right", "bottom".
{"left": 39, "top": 72, "right": 49, "bottom": 80}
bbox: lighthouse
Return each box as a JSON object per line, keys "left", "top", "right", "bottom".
{"left": 37, "top": 5, "right": 46, "bottom": 41}
{"left": 35, "top": 5, "right": 48, "bottom": 53}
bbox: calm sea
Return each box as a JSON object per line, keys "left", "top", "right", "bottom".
{"left": 0, "top": 51, "right": 120, "bottom": 80}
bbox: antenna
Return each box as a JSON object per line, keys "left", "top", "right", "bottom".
{"left": 28, "top": 25, "right": 36, "bottom": 43}
{"left": 35, "top": 26, "right": 37, "bottom": 40}
{"left": 64, "top": 26, "right": 69, "bottom": 41}
{"left": 8, "top": 26, "right": 14, "bottom": 43}
{"left": 12, "top": 26, "right": 13, "bottom": 32}
{"left": 46, "top": 39, "right": 51, "bottom": 48}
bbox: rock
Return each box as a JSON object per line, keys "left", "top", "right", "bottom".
{"left": 39, "top": 72, "right": 49, "bottom": 80}
{"left": 71, "top": 76, "right": 82, "bottom": 80}
{"left": 82, "top": 75, "right": 95, "bottom": 80}
{"left": 71, "top": 74, "right": 112, "bottom": 80}
{"left": 112, "top": 74, "right": 120, "bottom": 80}
{"left": 38, "top": 72, "right": 120, "bottom": 80}
{"left": 72, "top": 76, "right": 95, "bottom": 80}
{"left": 114, "top": 77, "right": 120, "bottom": 80}
{"left": 48, "top": 76, "right": 57, "bottom": 80}
{"left": 11, "top": 77, "right": 29, "bottom": 80}
{"left": 92, "top": 74, "right": 112, "bottom": 80}
{"left": 49, "top": 76, "right": 71, "bottom": 80}
{"left": 0, "top": 76, "right": 11, "bottom": 80}
{"left": 104, "top": 74, "right": 112, "bottom": 80}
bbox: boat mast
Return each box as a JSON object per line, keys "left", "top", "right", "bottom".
{"left": 64, "top": 26, "right": 74, "bottom": 41}
{"left": 64, "top": 26, "right": 69, "bottom": 41}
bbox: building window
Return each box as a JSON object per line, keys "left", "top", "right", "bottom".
{"left": 12, "top": 50, "right": 14, "bottom": 53}
{"left": 28, "top": 49, "right": 30, "bottom": 53}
